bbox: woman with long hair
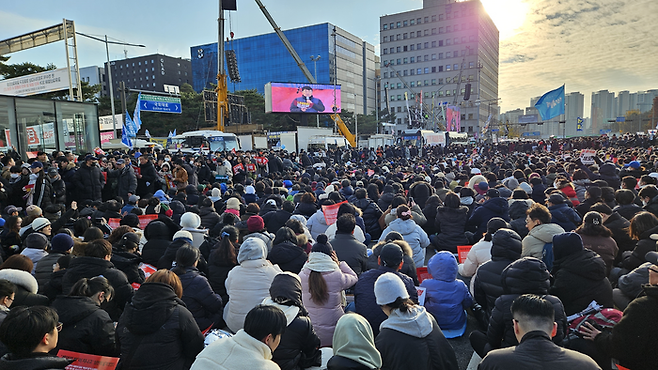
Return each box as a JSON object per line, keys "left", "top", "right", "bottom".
{"left": 622, "top": 211, "right": 658, "bottom": 271}
{"left": 374, "top": 273, "right": 459, "bottom": 370}
{"left": 208, "top": 225, "right": 239, "bottom": 304}
{"left": 172, "top": 245, "right": 223, "bottom": 331}
{"left": 575, "top": 211, "right": 618, "bottom": 275}
{"left": 51, "top": 277, "right": 117, "bottom": 356}
{"left": 299, "top": 234, "right": 358, "bottom": 347}
{"left": 116, "top": 270, "right": 204, "bottom": 369}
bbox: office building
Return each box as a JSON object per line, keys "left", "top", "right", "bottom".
{"left": 79, "top": 66, "right": 106, "bottom": 98}
{"left": 190, "top": 23, "right": 378, "bottom": 115}
{"left": 379, "top": 0, "right": 499, "bottom": 135}
{"left": 103, "top": 54, "right": 192, "bottom": 99}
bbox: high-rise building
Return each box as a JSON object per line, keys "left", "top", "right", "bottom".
{"left": 190, "top": 23, "right": 377, "bottom": 115}
{"left": 565, "top": 92, "right": 584, "bottom": 137}
{"left": 103, "top": 54, "right": 192, "bottom": 99}
{"left": 379, "top": 0, "right": 499, "bottom": 135}
{"left": 591, "top": 90, "right": 616, "bottom": 134}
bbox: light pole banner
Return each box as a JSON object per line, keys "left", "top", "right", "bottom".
{"left": 0, "top": 68, "right": 75, "bottom": 97}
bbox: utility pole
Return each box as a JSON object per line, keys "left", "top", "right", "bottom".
{"left": 311, "top": 55, "right": 321, "bottom": 127}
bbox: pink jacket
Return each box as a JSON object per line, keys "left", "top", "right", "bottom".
{"left": 299, "top": 256, "right": 357, "bottom": 346}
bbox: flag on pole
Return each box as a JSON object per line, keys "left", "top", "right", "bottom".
{"left": 404, "top": 92, "right": 412, "bottom": 126}
{"left": 173, "top": 128, "right": 177, "bottom": 136}
{"left": 125, "top": 110, "right": 137, "bottom": 138}
{"left": 576, "top": 117, "right": 584, "bottom": 131}
{"left": 133, "top": 93, "right": 142, "bottom": 132}
{"left": 121, "top": 123, "right": 133, "bottom": 149}
{"left": 534, "top": 85, "right": 565, "bottom": 121}
{"left": 145, "top": 129, "right": 151, "bottom": 138}
{"left": 168, "top": 131, "right": 173, "bottom": 138}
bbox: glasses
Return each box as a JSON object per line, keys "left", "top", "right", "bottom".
{"left": 56, "top": 322, "right": 63, "bottom": 332}
{"left": 649, "top": 267, "right": 658, "bottom": 274}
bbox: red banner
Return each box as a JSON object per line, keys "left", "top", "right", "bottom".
{"left": 57, "top": 350, "right": 119, "bottom": 370}
{"left": 246, "top": 163, "right": 256, "bottom": 172}
{"left": 232, "top": 163, "right": 244, "bottom": 174}
{"left": 255, "top": 156, "right": 269, "bottom": 165}
{"left": 321, "top": 200, "right": 348, "bottom": 225}
{"left": 138, "top": 214, "right": 158, "bottom": 229}
{"left": 367, "top": 169, "right": 374, "bottom": 176}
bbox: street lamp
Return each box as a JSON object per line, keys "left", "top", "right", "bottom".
{"left": 354, "top": 93, "right": 358, "bottom": 147}
{"left": 310, "top": 55, "right": 321, "bottom": 128}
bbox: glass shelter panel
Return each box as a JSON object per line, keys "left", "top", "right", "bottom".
{"left": 0, "top": 97, "right": 17, "bottom": 151}
{"left": 15, "top": 99, "right": 57, "bottom": 155}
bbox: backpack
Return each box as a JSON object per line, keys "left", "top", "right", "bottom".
{"left": 542, "top": 242, "right": 554, "bottom": 271}
{"left": 567, "top": 308, "right": 623, "bottom": 341}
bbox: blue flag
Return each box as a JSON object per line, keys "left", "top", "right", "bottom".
{"left": 121, "top": 123, "right": 133, "bottom": 149}
{"left": 133, "top": 93, "right": 142, "bottom": 131}
{"left": 534, "top": 85, "right": 565, "bottom": 121}
{"left": 173, "top": 128, "right": 177, "bottom": 136}
{"left": 125, "top": 110, "right": 137, "bottom": 138}
{"left": 145, "top": 129, "right": 151, "bottom": 138}
{"left": 576, "top": 117, "right": 583, "bottom": 131}
{"left": 168, "top": 131, "right": 173, "bottom": 138}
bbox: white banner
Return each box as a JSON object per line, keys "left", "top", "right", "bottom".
{"left": 99, "top": 114, "right": 123, "bottom": 131}
{"left": 25, "top": 123, "right": 56, "bottom": 147}
{"left": 0, "top": 68, "right": 74, "bottom": 97}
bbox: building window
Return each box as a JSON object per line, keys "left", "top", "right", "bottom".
{"left": 417, "top": 31, "right": 421, "bottom": 37}
{"left": 424, "top": 16, "right": 429, "bottom": 23}
{"left": 431, "top": 66, "right": 436, "bottom": 72}
{"left": 462, "top": 36, "right": 467, "bottom": 43}
{"left": 446, "top": 39, "right": 451, "bottom": 46}
{"left": 397, "top": 59, "right": 401, "bottom": 64}
{"left": 410, "top": 56, "right": 415, "bottom": 63}
{"left": 432, "top": 54, "right": 437, "bottom": 60}
{"left": 145, "top": 60, "right": 148, "bottom": 65}
{"left": 397, "top": 106, "right": 402, "bottom": 112}
{"left": 424, "top": 68, "right": 429, "bottom": 74}
{"left": 439, "top": 14, "right": 444, "bottom": 21}
{"left": 383, "top": 24, "right": 388, "bottom": 30}
{"left": 469, "top": 48, "right": 475, "bottom": 55}
{"left": 470, "top": 35, "right": 476, "bottom": 42}
{"left": 383, "top": 49, "right": 388, "bottom": 55}
{"left": 397, "top": 95, "right": 401, "bottom": 100}
{"left": 397, "top": 83, "right": 402, "bottom": 89}
{"left": 468, "top": 74, "right": 474, "bottom": 81}
{"left": 397, "top": 22, "right": 401, "bottom": 28}
{"left": 439, "top": 53, "right": 443, "bottom": 59}
{"left": 403, "top": 70, "right": 408, "bottom": 76}
{"left": 431, "top": 79, "right": 437, "bottom": 85}
{"left": 455, "top": 37, "right": 459, "bottom": 44}
{"left": 446, "top": 77, "right": 452, "bottom": 83}
{"left": 423, "top": 80, "right": 428, "bottom": 86}
{"left": 424, "top": 55, "right": 429, "bottom": 61}
{"left": 454, "top": 24, "right": 459, "bottom": 31}
{"left": 403, "top": 20, "right": 408, "bottom": 26}
{"left": 410, "top": 69, "right": 415, "bottom": 75}
{"left": 410, "top": 81, "right": 415, "bottom": 87}
{"left": 424, "top": 29, "right": 429, "bottom": 36}
{"left": 468, "top": 113, "right": 474, "bottom": 119}
{"left": 410, "top": 32, "right": 415, "bottom": 39}
{"left": 454, "top": 11, "right": 459, "bottom": 18}
{"left": 447, "top": 26, "right": 451, "bottom": 32}
{"left": 431, "top": 15, "right": 437, "bottom": 22}
{"left": 417, "top": 68, "right": 422, "bottom": 74}
{"left": 410, "top": 19, "right": 415, "bottom": 25}
{"left": 438, "top": 66, "right": 443, "bottom": 72}
{"left": 383, "top": 36, "right": 388, "bottom": 42}
{"left": 432, "top": 28, "right": 437, "bottom": 35}
{"left": 439, "top": 40, "right": 444, "bottom": 46}
{"left": 417, "top": 18, "right": 422, "bottom": 24}
{"left": 454, "top": 64, "right": 459, "bottom": 70}
{"left": 438, "top": 78, "right": 444, "bottom": 84}
{"left": 424, "top": 42, "right": 429, "bottom": 48}
{"left": 396, "top": 34, "right": 401, "bottom": 40}
{"left": 461, "top": 49, "right": 466, "bottom": 56}
{"left": 446, "top": 65, "right": 451, "bottom": 71}
{"left": 390, "top": 47, "right": 394, "bottom": 54}
{"left": 403, "top": 33, "right": 408, "bottom": 39}
{"left": 396, "top": 46, "right": 401, "bottom": 53}
{"left": 410, "top": 44, "right": 415, "bottom": 51}
{"left": 439, "top": 27, "right": 444, "bottom": 34}
{"left": 403, "top": 58, "right": 408, "bottom": 64}
{"left": 417, "top": 43, "right": 422, "bottom": 49}
{"left": 439, "top": 91, "right": 444, "bottom": 96}
{"left": 384, "top": 72, "right": 388, "bottom": 78}
{"left": 432, "top": 41, "right": 436, "bottom": 47}
{"left": 446, "top": 90, "right": 452, "bottom": 96}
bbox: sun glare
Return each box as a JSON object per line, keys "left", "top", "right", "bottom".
{"left": 480, "top": 0, "right": 529, "bottom": 40}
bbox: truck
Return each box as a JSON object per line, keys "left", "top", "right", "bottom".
{"left": 368, "top": 134, "right": 396, "bottom": 149}
{"left": 308, "top": 135, "right": 350, "bottom": 151}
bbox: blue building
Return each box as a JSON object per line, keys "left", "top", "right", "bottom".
{"left": 191, "top": 23, "right": 377, "bottom": 115}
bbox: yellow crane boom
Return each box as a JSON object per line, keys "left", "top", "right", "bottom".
{"left": 331, "top": 114, "right": 356, "bottom": 147}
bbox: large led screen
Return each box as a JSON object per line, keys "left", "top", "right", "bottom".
{"left": 265, "top": 82, "right": 341, "bottom": 114}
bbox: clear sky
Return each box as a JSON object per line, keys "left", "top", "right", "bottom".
{"left": 1, "top": 0, "right": 656, "bottom": 116}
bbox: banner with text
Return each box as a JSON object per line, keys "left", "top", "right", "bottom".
{"left": 0, "top": 68, "right": 74, "bottom": 96}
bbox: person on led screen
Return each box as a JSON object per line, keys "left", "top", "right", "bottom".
{"left": 290, "top": 86, "right": 325, "bottom": 113}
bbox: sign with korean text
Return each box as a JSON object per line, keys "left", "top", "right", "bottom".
{"left": 139, "top": 94, "right": 182, "bottom": 114}
{"left": 580, "top": 149, "right": 597, "bottom": 165}
{"left": 57, "top": 350, "right": 119, "bottom": 370}
{"left": 322, "top": 200, "right": 348, "bottom": 225}
{"left": 99, "top": 114, "right": 123, "bottom": 131}
{"left": 0, "top": 68, "right": 74, "bottom": 96}
{"left": 232, "top": 163, "right": 244, "bottom": 174}
{"left": 255, "top": 156, "right": 269, "bottom": 165}
{"left": 246, "top": 163, "right": 256, "bottom": 172}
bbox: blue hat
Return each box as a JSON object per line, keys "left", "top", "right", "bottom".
{"left": 30, "top": 161, "right": 43, "bottom": 169}
{"left": 283, "top": 180, "right": 293, "bottom": 188}
{"left": 134, "top": 152, "right": 142, "bottom": 159}
{"left": 625, "top": 160, "right": 641, "bottom": 169}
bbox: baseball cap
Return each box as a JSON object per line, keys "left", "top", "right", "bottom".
{"left": 379, "top": 243, "right": 403, "bottom": 268}
{"left": 30, "top": 161, "right": 43, "bottom": 169}
{"left": 116, "top": 159, "right": 126, "bottom": 165}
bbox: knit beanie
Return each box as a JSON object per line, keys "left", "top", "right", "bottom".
{"left": 374, "top": 272, "right": 409, "bottom": 305}
{"left": 173, "top": 230, "right": 193, "bottom": 242}
{"left": 211, "top": 188, "right": 221, "bottom": 198}
{"left": 25, "top": 232, "right": 48, "bottom": 250}
{"left": 552, "top": 232, "right": 584, "bottom": 261}
{"left": 247, "top": 215, "right": 265, "bottom": 232}
{"left": 31, "top": 217, "right": 51, "bottom": 232}
{"left": 180, "top": 212, "right": 201, "bottom": 229}
{"left": 311, "top": 234, "right": 333, "bottom": 256}
{"left": 226, "top": 197, "right": 241, "bottom": 210}
{"left": 51, "top": 234, "right": 74, "bottom": 253}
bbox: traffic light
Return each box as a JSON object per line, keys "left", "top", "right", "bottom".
{"left": 463, "top": 83, "right": 471, "bottom": 101}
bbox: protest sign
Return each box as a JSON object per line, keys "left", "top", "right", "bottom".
{"left": 57, "top": 350, "right": 119, "bottom": 370}
{"left": 321, "top": 200, "right": 348, "bottom": 225}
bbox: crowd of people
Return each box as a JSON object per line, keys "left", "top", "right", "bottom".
{"left": 0, "top": 132, "right": 655, "bottom": 370}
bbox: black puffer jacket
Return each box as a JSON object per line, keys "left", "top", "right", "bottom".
{"left": 508, "top": 200, "right": 531, "bottom": 239}
{"left": 73, "top": 162, "right": 105, "bottom": 202}
{"left": 433, "top": 206, "right": 469, "bottom": 253}
{"left": 175, "top": 267, "right": 223, "bottom": 331}
{"left": 0, "top": 353, "right": 73, "bottom": 370}
{"left": 614, "top": 203, "right": 643, "bottom": 222}
{"left": 51, "top": 295, "right": 117, "bottom": 356}
{"left": 116, "top": 283, "right": 204, "bottom": 370}
{"left": 408, "top": 181, "right": 432, "bottom": 209}
{"left": 550, "top": 249, "right": 614, "bottom": 315}
{"left": 262, "top": 210, "right": 293, "bottom": 233}
{"left": 353, "top": 198, "right": 383, "bottom": 238}
{"left": 268, "top": 274, "right": 322, "bottom": 370}
{"left": 622, "top": 224, "right": 658, "bottom": 271}
{"left": 111, "top": 249, "right": 145, "bottom": 285}
{"left": 141, "top": 221, "right": 173, "bottom": 266}
{"left": 473, "top": 229, "right": 522, "bottom": 316}
{"left": 293, "top": 202, "right": 317, "bottom": 219}
{"left": 268, "top": 241, "right": 308, "bottom": 274}
{"left": 377, "top": 186, "right": 395, "bottom": 211}
{"left": 136, "top": 160, "right": 158, "bottom": 197}
{"left": 487, "top": 258, "right": 568, "bottom": 350}
{"left": 468, "top": 197, "right": 510, "bottom": 237}
{"left": 603, "top": 212, "right": 635, "bottom": 259}
{"left": 207, "top": 248, "right": 238, "bottom": 304}
{"left": 61, "top": 257, "right": 134, "bottom": 321}
{"left": 327, "top": 356, "right": 373, "bottom": 370}
{"left": 198, "top": 206, "right": 221, "bottom": 230}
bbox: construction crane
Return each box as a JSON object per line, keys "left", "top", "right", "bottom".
{"left": 254, "top": 0, "right": 355, "bottom": 147}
